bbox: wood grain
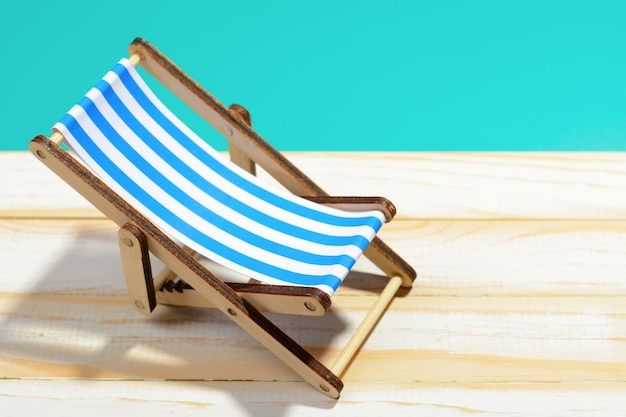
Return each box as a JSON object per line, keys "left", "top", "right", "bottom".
{"left": 1, "top": 380, "right": 624, "bottom": 417}
{"left": 2, "top": 151, "right": 625, "bottom": 414}
{"left": 1, "top": 218, "right": 623, "bottom": 297}
{"left": 1, "top": 294, "right": 624, "bottom": 381}
{"left": 4, "top": 152, "right": 626, "bottom": 220}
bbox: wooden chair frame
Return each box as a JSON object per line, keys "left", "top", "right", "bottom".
{"left": 29, "top": 38, "right": 416, "bottom": 398}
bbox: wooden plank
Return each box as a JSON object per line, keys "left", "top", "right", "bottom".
{"left": 1, "top": 218, "right": 623, "bottom": 297}
{"left": 2, "top": 149, "right": 625, "bottom": 413}
{"left": 0, "top": 295, "right": 624, "bottom": 384}
{"left": 1, "top": 379, "right": 625, "bottom": 416}
{"left": 0, "top": 219, "right": 129, "bottom": 296}
{"left": 3, "top": 152, "right": 626, "bottom": 220}
{"left": 0, "top": 152, "right": 97, "bottom": 218}
{"left": 372, "top": 218, "right": 626, "bottom": 296}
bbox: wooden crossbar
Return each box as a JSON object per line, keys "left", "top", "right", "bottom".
{"left": 331, "top": 276, "right": 402, "bottom": 377}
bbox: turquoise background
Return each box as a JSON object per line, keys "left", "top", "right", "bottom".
{"left": 2, "top": 1, "right": 625, "bottom": 151}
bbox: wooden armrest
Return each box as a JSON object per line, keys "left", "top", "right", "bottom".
{"left": 302, "top": 196, "right": 396, "bottom": 222}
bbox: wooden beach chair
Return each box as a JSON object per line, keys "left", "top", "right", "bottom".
{"left": 29, "top": 38, "right": 416, "bottom": 398}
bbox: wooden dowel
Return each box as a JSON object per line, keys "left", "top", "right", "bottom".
{"left": 49, "top": 132, "right": 64, "bottom": 145}
{"left": 128, "top": 53, "right": 141, "bottom": 67}
{"left": 331, "top": 276, "right": 402, "bottom": 377}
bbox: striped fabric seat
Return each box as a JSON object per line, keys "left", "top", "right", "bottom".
{"left": 53, "top": 58, "right": 385, "bottom": 296}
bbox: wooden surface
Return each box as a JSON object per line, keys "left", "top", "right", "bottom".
{"left": 1, "top": 151, "right": 625, "bottom": 415}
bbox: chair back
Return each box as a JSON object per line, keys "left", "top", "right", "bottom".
{"left": 53, "top": 59, "right": 385, "bottom": 295}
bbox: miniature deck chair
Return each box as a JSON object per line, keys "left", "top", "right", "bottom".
{"left": 29, "top": 38, "right": 416, "bottom": 398}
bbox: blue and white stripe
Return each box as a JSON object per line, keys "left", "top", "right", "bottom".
{"left": 53, "top": 59, "right": 385, "bottom": 295}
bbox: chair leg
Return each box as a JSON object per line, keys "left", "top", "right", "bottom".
{"left": 118, "top": 223, "right": 157, "bottom": 315}
{"left": 330, "top": 275, "right": 403, "bottom": 377}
